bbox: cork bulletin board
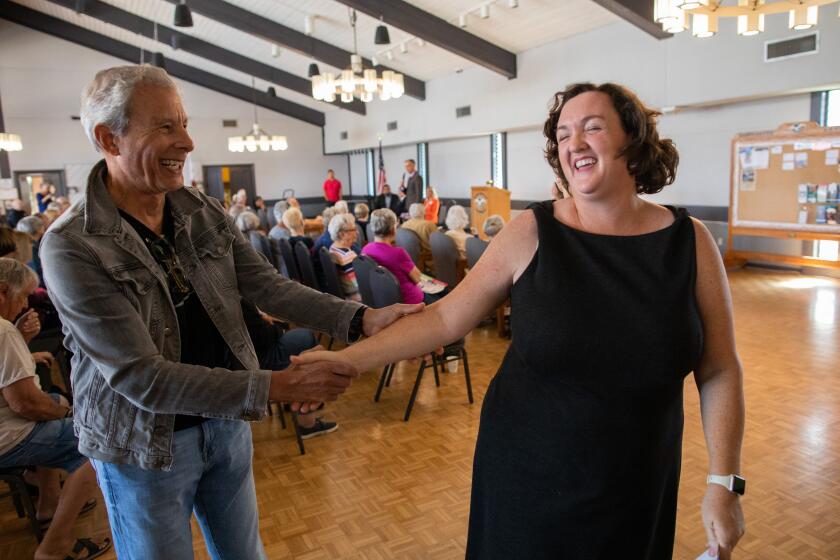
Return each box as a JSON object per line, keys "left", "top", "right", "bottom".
{"left": 727, "top": 122, "right": 840, "bottom": 270}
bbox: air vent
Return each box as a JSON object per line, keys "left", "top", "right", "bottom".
{"left": 340, "top": 131, "right": 348, "bottom": 140}
{"left": 456, "top": 105, "right": 471, "bottom": 118}
{"left": 70, "top": 115, "right": 80, "bottom": 121}
{"left": 765, "top": 32, "right": 818, "bottom": 62}
{"left": 386, "top": 121, "right": 398, "bottom": 131}
{"left": 222, "top": 119, "right": 238, "bottom": 128}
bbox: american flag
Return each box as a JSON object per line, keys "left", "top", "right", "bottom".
{"left": 376, "top": 138, "right": 387, "bottom": 195}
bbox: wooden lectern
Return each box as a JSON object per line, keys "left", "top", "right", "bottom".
{"left": 471, "top": 186, "right": 511, "bottom": 240}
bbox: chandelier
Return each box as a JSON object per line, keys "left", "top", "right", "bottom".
{"left": 311, "top": 9, "right": 405, "bottom": 103}
{"left": 228, "top": 77, "right": 288, "bottom": 153}
{"left": 653, "top": 0, "right": 839, "bottom": 37}
{"left": 0, "top": 133, "right": 23, "bottom": 152}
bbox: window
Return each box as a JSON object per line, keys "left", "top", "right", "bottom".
{"left": 365, "top": 149, "right": 375, "bottom": 197}
{"left": 490, "top": 132, "right": 507, "bottom": 188}
{"left": 417, "top": 143, "right": 429, "bottom": 197}
{"left": 814, "top": 89, "right": 839, "bottom": 260}
{"left": 828, "top": 89, "right": 840, "bottom": 126}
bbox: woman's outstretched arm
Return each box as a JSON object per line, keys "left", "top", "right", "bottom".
{"left": 298, "top": 210, "right": 538, "bottom": 374}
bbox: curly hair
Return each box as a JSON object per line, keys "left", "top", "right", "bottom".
{"left": 543, "top": 83, "right": 678, "bottom": 195}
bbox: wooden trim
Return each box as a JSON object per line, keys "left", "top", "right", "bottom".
{"left": 332, "top": 0, "right": 516, "bottom": 79}
{"left": 163, "top": 0, "right": 426, "bottom": 101}
{"left": 43, "top": 0, "right": 365, "bottom": 115}
{"left": 732, "top": 226, "right": 840, "bottom": 242}
{"left": 726, "top": 250, "right": 840, "bottom": 270}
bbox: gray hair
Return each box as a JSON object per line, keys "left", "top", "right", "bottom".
{"left": 333, "top": 200, "right": 349, "bottom": 214}
{"left": 321, "top": 206, "right": 338, "bottom": 228}
{"left": 235, "top": 211, "right": 261, "bottom": 233}
{"left": 0, "top": 258, "right": 38, "bottom": 295}
{"left": 354, "top": 203, "right": 369, "bottom": 220}
{"left": 228, "top": 203, "right": 246, "bottom": 221}
{"left": 273, "top": 200, "right": 289, "bottom": 223}
{"left": 16, "top": 216, "right": 46, "bottom": 239}
{"left": 80, "top": 65, "right": 177, "bottom": 152}
{"left": 370, "top": 208, "right": 397, "bottom": 238}
{"left": 282, "top": 207, "right": 304, "bottom": 234}
{"left": 482, "top": 215, "right": 505, "bottom": 238}
{"left": 445, "top": 204, "right": 469, "bottom": 231}
{"left": 408, "top": 203, "right": 425, "bottom": 220}
{"left": 328, "top": 213, "right": 356, "bottom": 242}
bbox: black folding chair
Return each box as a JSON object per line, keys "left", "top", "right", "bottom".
{"left": 355, "top": 223, "right": 367, "bottom": 247}
{"left": 248, "top": 231, "right": 272, "bottom": 262}
{"left": 278, "top": 238, "right": 301, "bottom": 282}
{"left": 352, "top": 255, "right": 377, "bottom": 307}
{"left": 293, "top": 242, "right": 319, "bottom": 290}
{"left": 318, "top": 247, "right": 344, "bottom": 299}
{"left": 465, "top": 236, "right": 489, "bottom": 269}
{"left": 268, "top": 238, "right": 289, "bottom": 277}
{"left": 367, "top": 266, "right": 473, "bottom": 421}
{"left": 0, "top": 467, "right": 43, "bottom": 541}
{"left": 430, "top": 231, "right": 460, "bottom": 287}
{"left": 395, "top": 228, "right": 422, "bottom": 269}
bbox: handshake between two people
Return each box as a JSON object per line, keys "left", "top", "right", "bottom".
{"left": 267, "top": 302, "right": 425, "bottom": 414}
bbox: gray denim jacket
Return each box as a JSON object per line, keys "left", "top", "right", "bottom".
{"left": 41, "top": 161, "right": 362, "bottom": 470}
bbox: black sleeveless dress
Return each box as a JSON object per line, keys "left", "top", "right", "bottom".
{"left": 465, "top": 201, "right": 704, "bottom": 559}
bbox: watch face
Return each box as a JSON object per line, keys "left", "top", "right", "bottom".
{"left": 732, "top": 476, "right": 746, "bottom": 495}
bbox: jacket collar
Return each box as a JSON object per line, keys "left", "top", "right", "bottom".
{"left": 84, "top": 159, "right": 205, "bottom": 235}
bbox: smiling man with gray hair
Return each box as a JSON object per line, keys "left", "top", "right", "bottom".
{"left": 40, "top": 65, "right": 421, "bottom": 559}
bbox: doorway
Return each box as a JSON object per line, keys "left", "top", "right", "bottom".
{"left": 13, "top": 169, "right": 67, "bottom": 213}
{"left": 203, "top": 164, "right": 256, "bottom": 206}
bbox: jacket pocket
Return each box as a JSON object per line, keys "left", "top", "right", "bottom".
{"left": 195, "top": 224, "right": 236, "bottom": 291}
{"left": 108, "top": 263, "right": 159, "bottom": 297}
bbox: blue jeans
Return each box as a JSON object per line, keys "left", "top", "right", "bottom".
{"left": 92, "top": 419, "right": 265, "bottom": 560}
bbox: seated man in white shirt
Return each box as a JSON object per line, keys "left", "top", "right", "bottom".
{"left": 0, "top": 258, "right": 110, "bottom": 560}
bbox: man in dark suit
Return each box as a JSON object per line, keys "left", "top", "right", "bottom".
{"left": 372, "top": 184, "right": 401, "bottom": 214}
{"left": 399, "top": 159, "right": 423, "bottom": 208}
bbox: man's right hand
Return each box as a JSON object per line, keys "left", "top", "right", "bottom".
{"left": 268, "top": 357, "right": 358, "bottom": 404}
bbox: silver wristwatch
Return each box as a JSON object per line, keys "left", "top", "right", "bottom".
{"left": 707, "top": 474, "right": 746, "bottom": 495}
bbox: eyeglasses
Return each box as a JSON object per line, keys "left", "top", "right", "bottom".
{"left": 148, "top": 236, "right": 191, "bottom": 306}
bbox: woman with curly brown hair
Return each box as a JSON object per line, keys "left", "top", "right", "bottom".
{"left": 295, "top": 83, "right": 745, "bottom": 559}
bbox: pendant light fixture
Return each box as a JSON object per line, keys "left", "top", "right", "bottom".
{"left": 228, "top": 77, "right": 288, "bottom": 153}
{"left": 311, "top": 9, "right": 404, "bottom": 104}
{"left": 655, "top": 0, "right": 838, "bottom": 39}
{"left": 173, "top": 0, "right": 193, "bottom": 28}
{"left": 0, "top": 133, "right": 23, "bottom": 152}
{"left": 374, "top": 15, "right": 391, "bottom": 45}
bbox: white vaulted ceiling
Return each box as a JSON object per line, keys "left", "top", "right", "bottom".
{"left": 6, "top": 0, "right": 618, "bottom": 119}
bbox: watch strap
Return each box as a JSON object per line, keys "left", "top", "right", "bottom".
{"left": 707, "top": 474, "right": 746, "bottom": 495}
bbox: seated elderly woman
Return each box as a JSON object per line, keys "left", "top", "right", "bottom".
{"left": 328, "top": 213, "right": 361, "bottom": 302}
{"left": 269, "top": 200, "right": 290, "bottom": 241}
{"left": 282, "top": 207, "right": 313, "bottom": 251}
{"left": 0, "top": 258, "right": 110, "bottom": 560}
{"left": 333, "top": 200, "right": 349, "bottom": 215}
{"left": 354, "top": 203, "right": 370, "bottom": 241}
{"left": 482, "top": 215, "right": 505, "bottom": 239}
{"left": 444, "top": 204, "right": 474, "bottom": 260}
{"left": 362, "top": 209, "right": 440, "bottom": 305}
{"left": 235, "top": 210, "right": 261, "bottom": 235}
{"left": 314, "top": 206, "right": 339, "bottom": 254}
{"left": 16, "top": 216, "right": 46, "bottom": 286}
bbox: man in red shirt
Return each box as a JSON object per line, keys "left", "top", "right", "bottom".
{"left": 323, "top": 169, "right": 342, "bottom": 206}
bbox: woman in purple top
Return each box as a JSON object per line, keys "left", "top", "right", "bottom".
{"left": 361, "top": 209, "right": 440, "bottom": 305}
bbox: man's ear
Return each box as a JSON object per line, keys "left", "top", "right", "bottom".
{"left": 94, "top": 124, "right": 120, "bottom": 156}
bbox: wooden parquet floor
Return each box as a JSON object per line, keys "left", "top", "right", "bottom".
{"left": 0, "top": 268, "right": 837, "bottom": 559}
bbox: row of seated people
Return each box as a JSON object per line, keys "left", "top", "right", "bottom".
{"left": 233, "top": 195, "right": 506, "bottom": 304}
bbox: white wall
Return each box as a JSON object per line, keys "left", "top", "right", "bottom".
{"left": 507, "top": 129, "right": 555, "bottom": 202}
{"left": 428, "top": 136, "right": 489, "bottom": 199}
{"left": 0, "top": 21, "right": 344, "bottom": 200}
